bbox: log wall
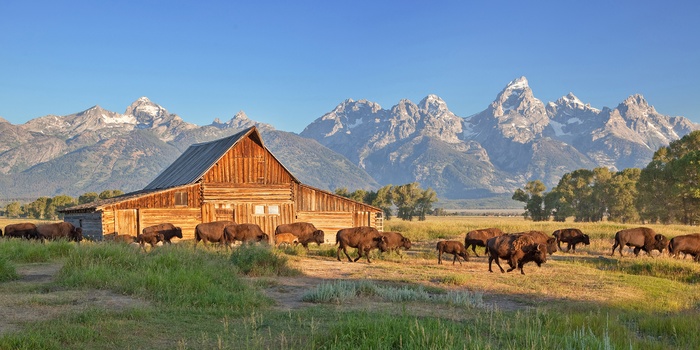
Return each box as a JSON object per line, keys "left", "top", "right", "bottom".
{"left": 202, "top": 137, "right": 293, "bottom": 185}
{"left": 64, "top": 212, "right": 103, "bottom": 240}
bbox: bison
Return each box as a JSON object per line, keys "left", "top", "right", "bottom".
{"left": 224, "top": 223, "right": 270, "bottom": 245}
{"left": 517, "top": 231, "right": 558, "bottom": 255}
{"left": 552, "top": 228, "right": 590, "bottom": 253}
{"left": 4, "top": 223, "right": 40, "bottom": 240}
{"left": 194, "top": 221, "right": 236, "bottom": 249}
{"left": 464, "top": 227, "right": 504, "bottom": 257}
{"left": 381, "top": 231, "right": 411, "bottom": 257}
{"left": 436, "top": 240, "right": 470, "bottom": 265}
{"left": 36, "top": 222, "right": 83, "bottom": 242}
{"left": 135, "top": 231, "right": 164, "bottom": 252}
{"left": 336, "top": 226, "right": 388, "bottom": 263}
{"left": 274, "top": 233, "right": 299, "bottom": 248}
{"left": 274, "top": 222, "right": 325, "bottom": 248}
{"left": 103, "top": 232, "right": 136, "bottom": 244}
{"left": 668, "top": 233, "right": 700, "bottom": 262}
{"left": 486, "top": 234, "right": 547, "bottom": 275}
{"left": 611, "top": 227, "right": 669, "bottom": 257}
{"left": 142, "top": 223, "right": 183, "bottom": 244}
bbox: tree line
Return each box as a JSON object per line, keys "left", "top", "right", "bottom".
{"left": 513, "top": 130, "right": 700, "bottom": 225}
{"left": 335, "top": 182, "right": 438, "bottom": 221}
{"left": 3, "top": 190, "right": 124, "bottom": 220}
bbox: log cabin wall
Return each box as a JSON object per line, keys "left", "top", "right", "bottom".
{"left": 63, "top": 212, "right": 103, "bottom": 240}
{"left": 107, "top": 185, "right": 201, "bottom": 210}
{"left": 202, "top": 137, "right": 293, "bottom": 185}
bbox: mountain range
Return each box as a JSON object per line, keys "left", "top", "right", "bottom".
{"left": 1, "top": 77, "right": 696, "bottom": 203}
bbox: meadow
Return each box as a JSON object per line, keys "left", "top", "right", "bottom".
{"left": 0, "top": 216, "right": 699, "bottom": 349}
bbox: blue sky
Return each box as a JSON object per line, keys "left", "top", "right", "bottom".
{"left": 1, "top": 1, "right": 698, "bottom": 133}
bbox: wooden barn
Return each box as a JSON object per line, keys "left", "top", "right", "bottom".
{"left": 61, "top": 126, "right": 383, "bottom": 242}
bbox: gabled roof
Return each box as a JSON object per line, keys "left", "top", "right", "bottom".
{"left": 143, "top": 126, "right": 293, "bottom": 190}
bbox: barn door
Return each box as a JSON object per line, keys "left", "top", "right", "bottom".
{"left": 115, "top": 209, "right": 138, "bottom": 236}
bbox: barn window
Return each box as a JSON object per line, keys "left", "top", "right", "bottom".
{"left": 254, "top": 205, "right": 265, "bottom": 215}
{"left": 268, "top": 205, "right": 279, "bottom": 215}
{"left": 175, "top": 192, "right": 188, "bottom": 206}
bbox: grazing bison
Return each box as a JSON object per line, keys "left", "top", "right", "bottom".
{"left": 436, "top": 240, "right": 470, "bottom": 265}
{"left": 224, "top": 223, "right": 270, "bottom": 245}
{"left": 518, "top": 231, "right": 558, "bottom": 255}
{"left": 4, "top": 223, "right": 40, "bottom": 239}
{"left": 275, "top": 222, "right": 325, "bottom": 248}
{"left": 381, "top": 231, "right": 411, "bottom": 257}
{"left": 611, "top": 227, "right": 669, "bottom": 257}
{"left": 464, "top": 227, "right": 504, "bottom": 257}
{"left": 274, "top": 233, "right": 299, "bottom": 248}
{"left": 142, "top": 223, "right": 182, "bottom": 244}
{"left": 336, "top": 226, "right": 388, "bottom": 263}
{"left": 194, "top": 221, "right": 236, "bottom": 249}
{"left": 552, "top": 228, "right": 590, "bottom": 253}
{"left": 103, "top": 232, "right": 135, "bottom": 244}
{"left": 135, "top": 231, "right": 164, "bottom": 252}
{"left": 36, "top": 222, "right": 83, "bottom": 242}
{"left": 486, "top": 234, "right": 547, "bottom": 275}
{"left": 668, "top": 233, "right": 700, "bottom": 262}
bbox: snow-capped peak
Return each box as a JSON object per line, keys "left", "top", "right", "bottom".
{"left": 562, "top": 92, "right": 583, "bottom": 107}
{"left": 505, "top": 76, "right": 529, "bottom": 91}
{"left": 419, "top": 94, "right": 448, "bottom": 114}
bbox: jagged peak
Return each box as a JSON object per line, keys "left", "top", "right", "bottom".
{"left": 622, "top": 94, "right": 649, "bottom": 107}
{"left": 136, "top": 96, "right": 151, "bottom": 103}
{"left": 505, "top": 76, "right": 529, "bottom": 91}
{"left": 233, "top": 110, "right": 248, "bottom": 119}
{"left": 419, "top": 94, "right": 448, "bottom": 114}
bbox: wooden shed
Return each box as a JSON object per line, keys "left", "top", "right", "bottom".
{"left": 61, "top": 126, "right": 383, "bottom": 242}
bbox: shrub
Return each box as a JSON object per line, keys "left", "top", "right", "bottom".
{"left": 230, "top": 244, "right": 300, "bottom": 277}
{"left": 0, "top": 257, "right": 19, "bottom": 282}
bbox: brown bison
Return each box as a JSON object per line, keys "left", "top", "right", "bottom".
{"left": 194, "top": 221, "right": 236, "bottom": 249}
{"left": 517, "top": 231, "right": 558, "bottom": 255}
{"left": 611, "top": 227, "right": 669, "bottom": 257}
{"left": 552, "top": 228, "right": 590, "bottom": 253}
{"left": 274, "top": 222, "right": 325, "bottom": 248}
{"left": 36, "top": 222, "right": 83, "bottom": 242}
{"left": 142, "top": 223, "right": 183, "bottom": 244}
{"left": 464, "top": 227, "right": 504, "bottom": 257}
{"left": 486, "top": 234, "right": 547, "bottom": 275}
{"left": 668, "top": 233, "right": 700, "bottom": 262}
{"left": 224, "top": 223, "right": 270, "bottom": 245}
{"left": 135, "top": 231, "right": 164, "bottom": 251}
{"left": 4, "top": 223, "right": 40, "bottom": 239}
{"left": 336, "top": 226, "right": 388, "bottom": 263}
{"left": 274, "top": 233, "right": 299, "bottom": 248}
{"left": 381, "top": 231, "right": 411, "bottom": 256}
{"left": 103, "top": 232, "right": 136, "bottom": 244}
{"left": 436, "top": 240, "right": 470, "bottom": 265}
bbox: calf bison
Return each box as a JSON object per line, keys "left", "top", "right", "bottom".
{"left": 224, "top": 223, "right": 270, "bottom": 245}
{"left": 552, "top": 228, "right": 590, "bottom": 253}
{"left": 36, "top": 222, "right": 83, "bottom": 242}
{"left": 486, "top": 234, "right": 547, "bottom": 275}
{"left": 142, "top": 223, "right": 182, "bottom": 244}
{"left": 336, "top": 226, "right": 388, "bottom": 263}
{"left": 274, "top": 233, "right": 299, "bottom": 248}
{"left": 381, "top": 231, "right": 411, "bottom": 257}
{"left": 135, "top": 231, "right": 164, "bottom": 252}
{"left": 668, "top": 233, "right": 700, "bottom": 262}
{"left": 274, "top": 222, "right": 325, "bottom": 248}
{"left": 464, "top": 227, "right": 504, "bottom": 257}
{"left": 4, "top": 223, "right": 40, "bottom": 240}
{"left": 436, "top": 240, "right": 470, "bottom": 265}
{"left": 517, "top": 231, "right": 558, "bottom": 255}
{"left": 611, "top": 227, "right": 669, "bottom": 257}
{"left": 194, "top": 221, "right": 236, "bottom": 249}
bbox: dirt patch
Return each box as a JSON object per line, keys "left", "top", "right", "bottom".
{"left": 0, "top": 262, "right": 148, "bottom": 336}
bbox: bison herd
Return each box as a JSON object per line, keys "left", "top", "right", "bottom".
{"left": 3, "top": 220, "right": 700, "bottom": 272}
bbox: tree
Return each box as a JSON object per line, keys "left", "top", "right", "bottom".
{"left": 45, "top": 195, "right": 77, "bottom": 220}
{"left": 512, "top": 180, "right": 549, "bottom": 221}
{"left": 606, "top": 168, "right": 641, "bottom": 223}
{"left": 26, "top": 197, "right": 50, "bottom": 219}
{"left": 372, "top": 185, "right": 394, "bottom": 220}
{"left": 5, "top": 202, "right": 23, "bottom": 218}
{"left": 668, "top": 151, "right": 700, "bottom": 225}
{"left": 99, "top": 189, "right": 124, "bottom": 200}
{"left": 393, "top": 183, "right": 422, "bottom": 221}
{"left": 79, "top": 192, "right": 99, "bottom": 204}
{"left": 415, "top": 188, "right": 438, "bottom": 221}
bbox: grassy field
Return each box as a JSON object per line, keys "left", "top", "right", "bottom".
{"left": 0, "top": 217, "right": 699, "bottom": 349}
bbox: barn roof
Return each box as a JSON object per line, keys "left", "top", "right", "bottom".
{"left": 143, "top": 126, "right": 295, "bottom": 190}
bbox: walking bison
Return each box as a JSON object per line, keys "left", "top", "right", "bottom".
{"left": 36, "top": 222, "right": 83, "bottom": 242}
{"left": 224, "top": 223, "right": 270, "bottom": 245}
{"left": 336, "top": 226, "right": 388, "bottom": 263}
{"left": 142, "top": 223, "right": 182, "bottom": 244}
{"left": 3, "top": 223, "right": 40, "bottom": 240}
{"left": 436, "top": 240, "right": 470, "bottom": 265}
{"left": 518, "top": 231, "right": 558, "bottom": 255}
{"left": 486, "top": 234, "right": 547, "bottom": 275}
{"left": 274, "top": 222, "right": 325, "bottom": 248}
{"left": 194, "top": 221, "right": 236, "bottom": 249}
{"left": 552, "top": 228, "right": 590, "bottom": 253}
{"left": 611, "top": 227, "right": 669, "bottom": 257}
{"left": 668, "top": 233, "right": 700, "bottom": 262}
{"left": 274, "top": 233, "right": 299, "bottom": 248}
{"left": 135, "top": 231, "right": 164, "bottom": 252}
{"left": 381, "top": 231, "right": 411, "bottom": 257}
{"left": 464, "top": 227, "right": 504, "bottom": 257}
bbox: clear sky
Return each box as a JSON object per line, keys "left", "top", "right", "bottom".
{"left": 1, "top": 1, "right": 698, "bottom": 133}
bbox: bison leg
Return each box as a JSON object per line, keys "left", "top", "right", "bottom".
{"left": 468, "top": 244, "right": 480, "bottom": 258}
{"left": 437, "top": 251, "right": 443, "bottom": 265}
{"left": 611, "top": 240, "right": 621, "bottom": 257}
{"left": 364, "top": 247, "right": 373, "bottom": 263}
{"left": 353, "top": 247, "right": 364, "bottom": 262}
{"left": 633, "top": 247, "right": 641, "bottom": 256}
{"left": 566, "top": 243, "right": 572, "bottom": 253}
{"left": 489, "top": 256, "right": 505, "bottom": 273}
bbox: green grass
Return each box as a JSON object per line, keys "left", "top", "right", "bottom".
{"left": 0, "top": 256, "right": 19, "bottom": 282}
{"left": 230, "top": 244, "right": 301, "bottom": 277}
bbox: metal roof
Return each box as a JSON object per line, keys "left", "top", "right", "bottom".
{"left": 144, "top": 127, "right": 254, "bottom": 190}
